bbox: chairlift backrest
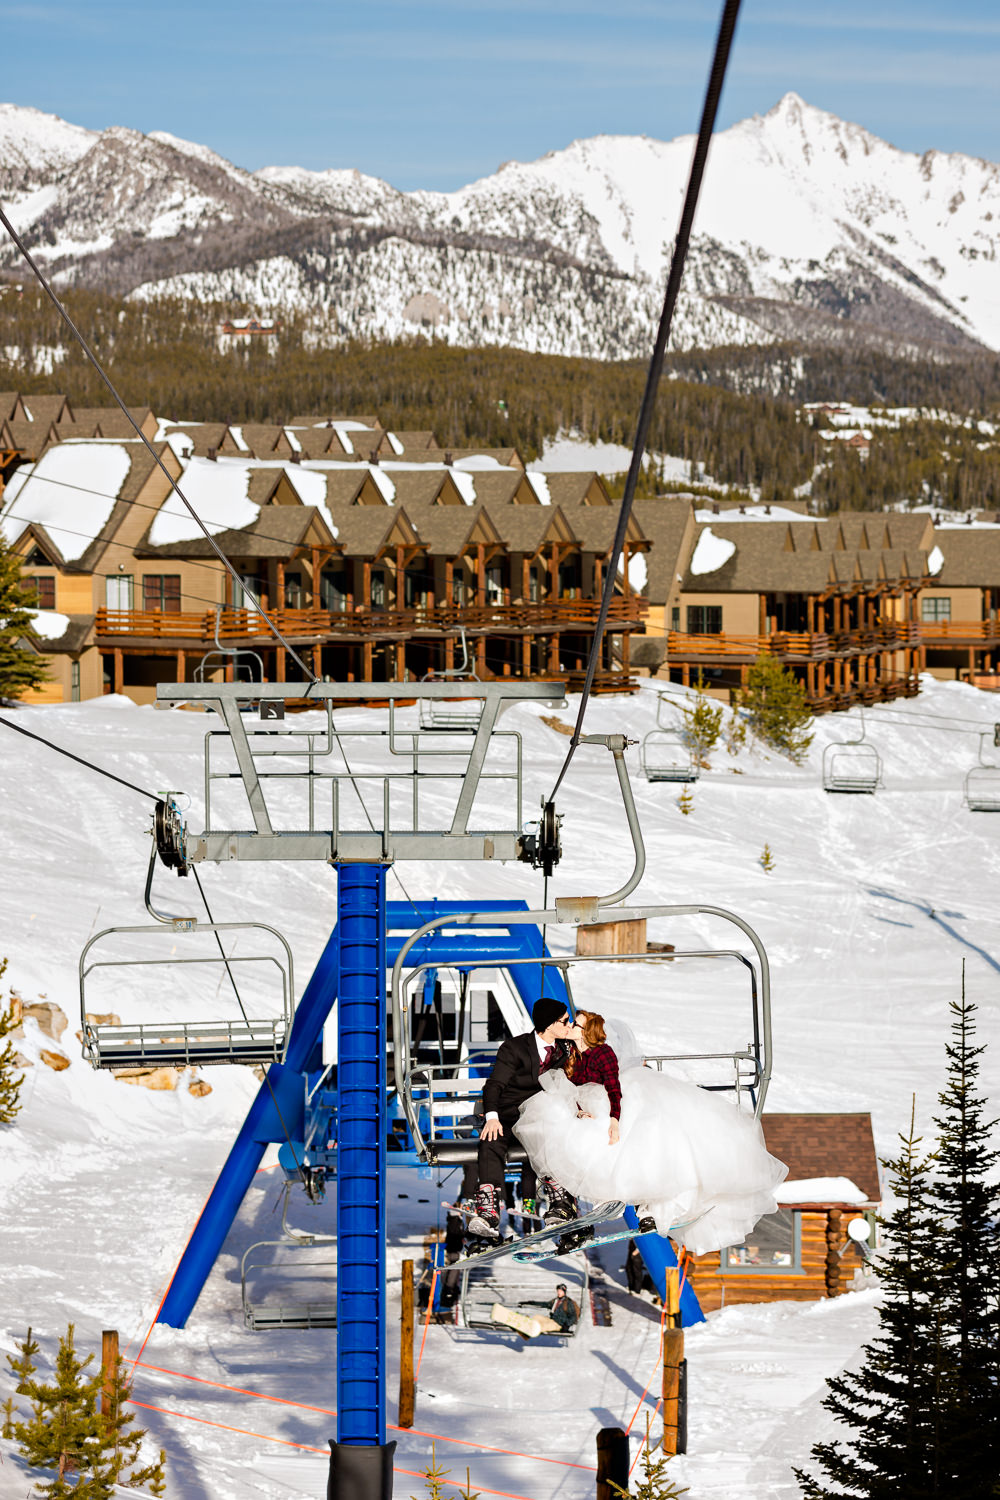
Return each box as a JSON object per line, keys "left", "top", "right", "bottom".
{"left": 822, "top": 710, "right": 882, "bottom": 794}
{"left": 964, "top": 731, "right": 1000, "bottom": 811}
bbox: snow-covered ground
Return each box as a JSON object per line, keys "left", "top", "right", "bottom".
{"left": 1, "top": 677, "right": 998, "bottom": 1498}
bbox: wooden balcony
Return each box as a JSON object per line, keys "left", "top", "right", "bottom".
{"left": 918, "top": 619, "right": 1000, "bottom": 645}
{"left": 95, "top": 596, "right": 648, "bottom": 645}
{"left": 665, "top": 622, "right": 920, "bottom": 664}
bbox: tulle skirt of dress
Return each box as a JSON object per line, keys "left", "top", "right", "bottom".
{"left": 515, "top": 1065, "right": 787, "bottom": 1256}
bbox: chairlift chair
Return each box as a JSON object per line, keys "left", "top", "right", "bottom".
{"left": 457, "top": 1254, "right": 588, "bottom": 1343}
{"left": 195, "top": 607, "right": 265, "bottom": 687}
{"left": 822, "top": 707, "right": 882, "bottom": 794}
{"left": 240, "top": 1239, "right": 337, "bottom": 1331}
{"left": 640, "top": 693, "right": 698, "bottom": 783}
{"left": 964, "top": 727, "right": 1000, "bottom": 812}
{"left": 419, "top": 627, "right": 483, "bottom": 731}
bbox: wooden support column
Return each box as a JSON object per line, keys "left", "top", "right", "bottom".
{"left": 276, "top": 647, "right": 286, "bottom": 683}
{"left": 362, "top": 640, "right": 373, "bottom": 681}
{"left": 621, "top": 631, "right": 631, "bottom": 680}
{"left": 398, "top": 1259, "right": 415, "bottom": 1428}
{"left": 476, "top": 632, "right": 487, "bottom": 676}
{"left": 548, "top": 546, "right": 558, "bottom": 601}
{"left": 825, "top": 1209, "right": 844, "bottom": 1297}
{"left": 395, "top": 640, "right": 406, "bottom": 679}
{"left": 313, "top": 644, "right": 323, "bottom": 680}
{"left": 759, "top": 595, "right": 767, "bottom": 634}
{"left": 362, "top": 560, "right": 371, "bottom": 610}
{"left": 622, "top": 543, "right": 630, "bottom": 600}
{"left": 521, "top": 555, "right": 530, "bottom": 603}
{"left": 311, "top": 546, "right": 321, "bottom": 608}
{"left": 276, "top": 561, "right": 285, "bottom": 613}
{"left": 100, "top": 1330, "right": 119, "bottom": 1420}
{"left": 807, "top": 661, "right": 816, "bottom": 700}
{"left": 113, "top": 648, "right": 123, "bottom": 694}
{"left": 176, "top": 649, "right": 186, "bottom": 685}
{"left": 807, "top": 596, "right": 815, "bottom": 632}
{"left": 445, "top": 634, "right": 455, "bottom": 672}
{"left": 522, "top": 632, "right": 532, "bottom": 677}
{"left": 662, "top": 1271, "right": 685, "bottom": 1455}
{"left": 548, "top": 630, "right": 559, "bottom": 673}
{"left": 477, "top": 543, "right": 486, "bottom": 604}
{"left": 681, "top": 662, "right": 690, "bottom": 687}
{"left": 594, "top": 557, "right": 603, "bottom": 598}
{"left": 395, "top": 544, "right": 405, "bottom": 608}
{"left": 445, "top": 559, "right": 454, "bottom": 607}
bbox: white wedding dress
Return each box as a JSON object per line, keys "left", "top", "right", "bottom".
{"left": 515, "top": 1023, "right": 786, "bottom": 1256}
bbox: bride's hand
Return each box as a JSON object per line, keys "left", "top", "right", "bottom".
{"left": 608, "top": 1119, "right": 620, "bottom": 1145}
{"left": 577, "top": 1108, "right": 593, "bottom": 1118}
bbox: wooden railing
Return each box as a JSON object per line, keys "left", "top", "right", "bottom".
{"left": 95, "top": 596, "right": 648, "bottom": 641}
{"left": 917, "top": 619, "right": 1000, "bottom": 642}
{"left": 665, "top": 623, "right": 921, "bottom": 661}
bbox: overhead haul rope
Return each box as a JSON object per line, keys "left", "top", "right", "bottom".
{"left": 0, "top": 203, "right": 317, "bottom": 683}
{"left": 548, "top": 0, "right": 742, "bottom": 802}
{"left": 0, "top": 712, "right": 161, "bottom": 800}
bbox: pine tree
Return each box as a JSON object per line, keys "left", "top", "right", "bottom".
{"left": 0, "top": 535, "right": 48, "bottom": 699}
{"left": 683, "top": 673, "right": 723, "bottom": 762}
{"left": 736, "top": 657, "right": 814, "bottom": 765}
{"left": 794, "top": 1102, "right": 944, "bottom": 1498}
{"left": 677, "top": 786, "right": 694, "bottom": 816}
{"left": 927, "top": 969, "right": 1000, "bottom": 1494}
{"left": 760, "top": 844, "right": 775, "bottom": 873}
{"left": 6, "top": 1325, "right": 165, "bottom": 1499}
{"left": 410, "top": 1440, "right": 453, "bottom": 1499}
{"left": 3, "top": 1327, "right": 39, "bottom": 1436}
{"left": 0, "top": 957, "right": 24, "bottom": 1124}
{"left": 611, "top": 1416, "right": 689, "bottom": 1499}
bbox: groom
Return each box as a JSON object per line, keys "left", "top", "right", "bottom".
{"left": 467, "top": 995, "right": 577, "bottom": 1239}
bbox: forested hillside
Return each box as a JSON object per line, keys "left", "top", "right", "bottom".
{"left": 3, "top": 288, "right": 1000, "bottom": 511}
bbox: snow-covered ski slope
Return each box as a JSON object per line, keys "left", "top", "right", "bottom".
{"left": 1, "top": 677, "right": 998, "bottom": 1498}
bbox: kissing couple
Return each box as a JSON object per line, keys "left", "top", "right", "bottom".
{"left": 467, "top": 995, "right": 786, "bottom": 1256}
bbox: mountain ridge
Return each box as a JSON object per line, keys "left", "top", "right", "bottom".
{"left": 1, "top": 94, "right": 998, "bottom": 360}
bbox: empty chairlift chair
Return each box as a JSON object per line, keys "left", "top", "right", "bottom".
{"left": 241, "top": 1187, "right": 337, "bottom": 1331}
{"left": 964, "top": 727, "right": 1000, "bottom": 812}
{"left": 79, "top": 917, "right": 295, "bottom": 1070}
{"left": 822, "top": 710, "right": 882, "bottom": 795}
{"left": 640, "top": 694, "right": 698, "bottom": 783}
{"left": 419, "top": 628, "right": 484, "bottom": 731}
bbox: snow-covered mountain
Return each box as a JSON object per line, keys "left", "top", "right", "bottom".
{"left": 2, "top": 95, "right": 999, "bottom": 358}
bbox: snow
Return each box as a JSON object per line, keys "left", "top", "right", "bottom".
{"left": 776, "top": 1178, "right": 869, "bottom": 1205}
{"left": 928, "top": 545, "right": 945, "bottom": 576}
{"left": 525, "top": 471, "right": 551, "bottom": 506}
{"left": 385, "top": 432, "right": 404, "bottom": 456}
{"left": 690, "top": 527, "right": 737, "bottom": 577}
{"left": 694, "top": 505, "right": 816, "bottom": 524}
{"left": 369, "top": 466, "right": 396, "bottom": 503}
{"left": 449, "top": 469, "right": 477, "bottom": 505}
{"left": 147, "top": 457, "right": 257, "bottom": 546}
{"left": 1, "top": 678, "right": 999, "bottom": 1496}
{"left": 0, "top": 443, "right": 134, "bottom": 561}
{"left": 283, "top": 466, "right": 339, "bottom": 538}
{"left": 26, "top": 609, "right": 71, "bottom": 640}
{"left": 618, "top": 551, "right": 647, "bottom": 593}
{"left": 228, "top": 425, "right": 249, "bottom": 453}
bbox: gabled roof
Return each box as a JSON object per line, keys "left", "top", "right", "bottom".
{"left": 541, "top": 472, "right": 613, "bottom": 508}
{"left": 332, "top": 504, "right": 422, "bottom": 557}
{"left": 0, "top": 393, "right": 29, "bottom": 423}
{"left": 932, "top": 529, "right": 1000, "bottom": 587}
{"left": 21, "top": 394, "right": 73, "bottom": 426}
{"left": 139, "top": 501, "right": 336, "bottom": 560}
{"left": 633, "top": 499, "right": 697, "bottom": 605}
{"left": 495, "top": 505, "right": 576, "bottom": 553}
{"left": 760, "top": 1114, "right": 880, "bottom": 1203}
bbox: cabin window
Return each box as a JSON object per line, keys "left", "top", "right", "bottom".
{"left": 528, "top": 564, "right": 544, "bottom": 604}
{"left": 921, "top": 597, "right": 951, "bottom": 622}
{"left": 283, "top": 571, "right": 305, "bottom": 609}
{"left": 404, "top": 567, "right": 427, "bottom": 609}
{"left": 486, "top": 563, "right": 505, "bottom": 604}
{"left": 24, "top": 575, "right": 55, "bottom": 610}
{"left": 671, "top": 607, "right": 681, "bottom": 630}
{"left": 452, "top": 570, "right": 467, "bottom": 607}
{"left": 142, "top": 575, "right": 181, "bottom": 613}
{"left": 721, "top": 1209, "right": 801, "bottom": 1273}
{"left": 233, "top": 573, "right": 262, "bottom": 609}
{"left": 320, "top": 569, "right": 349, "bottom": 612}
{"left": 106, "top": 574, "right": 134, "bottom": 610}
{"left": 558, "top": 556, "right": 581, "bottom": 600}
{"left": 370, "top": 568, "right": 387, "bottom": 610}
{"left": 686, "top": 605, "right": 722, "bottom": 634}
{"left": 71, "top": 661, "right": 81, "bottom": 702}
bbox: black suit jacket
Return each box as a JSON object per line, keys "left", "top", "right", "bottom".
{"left": 482, "top": 1032, "right": 568, "bottom": 1120}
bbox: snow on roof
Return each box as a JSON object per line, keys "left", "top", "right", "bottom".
{"left": 228, "top": 425, "right": 249, "bottom": 453}
{"left": 370, "top": 466, "right": 396, "bottom": 503}
{"left": 450, "top": 470, "right": 477, "bottom": 505}
{"left": 452, "top": 455, "right": 507, "bottom": 470}
{"left": 285, "top": 428, "right": 302, "bottom": 454}
{"left": 927, "top": 545, "right": 944, "bottom": 575}
{"left": 526, "top": 471, "right": 551, "bottom": 506}
{"left": 147, "top": 457, "right": 256, "bottom": 546}
{"left": 690, "top": 527, "right": 736, "bottom": 576}
{"left": 618, "top": 552, "right": 647, "bottom": 592}
{"left": 1, "top": 442, "right": 133, "bottom": 561}
{"left": 284, "top": 465, "right": 339, "bottom": 538}
{"left": 385, "top": 431, "right": 404, "bottom": 455}
{"left": 775, "top": 1176, "right": 868, "bottom": 1205}
{"left": 28, "top": 609, "right": 71, "bottom": 640}
{"left": 337, "top": 430, "right": 354, "bottom": 454}
{"left": 693, "top": 505, "right": 816, "bottom": 523}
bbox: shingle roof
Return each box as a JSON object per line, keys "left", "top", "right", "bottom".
{"left": 21, "top": 394, "right": 72, "bottom": 426}
{"left": 542, "top": 473, "right": 612, "bottom": 508}
{"left": 139, "top": 502, "right": 329, "bottom": 559}
{"left": 760, "top": 1113, "right": 880, "bottom": 1202}
{"left": 633, "top": 499, "right": 696, "bottom": 604}
{"left": 932, "top": 529, "right": 1000, "bottom": 586}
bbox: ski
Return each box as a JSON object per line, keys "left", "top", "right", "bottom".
{"left": 456, "top": 1200, "right": 627, "bottom": 1268}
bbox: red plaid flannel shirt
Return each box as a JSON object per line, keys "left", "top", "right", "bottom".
{"left": 571, "top": 1043, "right": 622, "bottom": 1120}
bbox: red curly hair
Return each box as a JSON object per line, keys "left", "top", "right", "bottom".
{"left": 565, "top": 1010, "right": 607, "bottom": 1076}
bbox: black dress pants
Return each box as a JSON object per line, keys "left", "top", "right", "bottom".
{"left": 477, "top": 1117, "right": 537, "bottom": 1197}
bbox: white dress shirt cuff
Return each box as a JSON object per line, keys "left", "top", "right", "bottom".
{"left": 485, "top": 1111, "right": 499, "bottom": 1121}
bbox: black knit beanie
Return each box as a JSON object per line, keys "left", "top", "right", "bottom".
{"left": 533, "top": 996, "right": 567, "bottom": 1033}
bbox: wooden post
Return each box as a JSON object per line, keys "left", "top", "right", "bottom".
{"left": 398, "top": 1259, "right": 415, "bottom": 1429}
{"left": 662, "top": 1271, "right": 685, "bottom": 1456}
{"left": 825, "top": 1208, "right": 843, "bottom": 1297}
{"left": 113, "top": 648, "right": 123, "bottom": 695}
{"left": 596, "top": 1427, "right": 629, "bottom": 1500}
{"left": 100, "top": 1329, "right": 118, "bottom": 1419}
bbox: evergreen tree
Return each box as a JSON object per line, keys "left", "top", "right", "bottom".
{"left": 611, "top": 1416, "right": 689, "bottom": 1499}
{"left": 736, "top": 657, "right": 814, "bottom": 765}
{"left": 5, "top": 1325, "right": 165, "bottom": 1499}
{"left": 794, "top": 1102, "right": 944, "bottom": 1498}
{"left": 677, "top": 786, "right": 694, "bottom": 816}
{"left": 0, "top": 536, "right": 48, "bottom": 699}
{"left": 683, "top": 674, "right": 723, "bottom": 761}
{"left": 928, "top": 970, "right": 1000, "bottom": 1494}
{"left": 0, "top": 958, "right": 24, "bottom": 1124}
{"left": 760, "top": 844, "right": 775, "bottom": 873}
{"left": 2, "top": 1327, "right": 39, "bottom": 1437}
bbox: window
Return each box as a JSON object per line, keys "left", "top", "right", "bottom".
{"left": 24, "top": 575, "right": 55, "bottom": 610}
{"left": 320, "top": 569, "right": 349, "bottom": 612}
{"left": 452, "top": 571, "right": 467, "bottom": 607}
{"left": 671, "top": 607, "right": 681, "bottom": 630}
{"left": 404, "top": 568, "right": 427, "bottom": 609}
{"left": 528, "top": 565, "right": 544, "bottom": 604}
{"left": 370, "top": 569, "right": 387, "bottom": 610}
{"left": 557, "top": 556, "right": 580, "bottom": 600}
{"left": 687, "top": 605, "right": 723, "bottom": 634}
{"left": 70, "top": 661, "right": 81, "bottom": 703}
{"left": 721, "top": 1210, "right": 801, "bottom": 1273}
{"left": 105, "top": 575, "right": 134, "bottom": 610}
{"left": 283, "top": 571, "right": 305, "bottom": 609}
{"left": 142, "top": 575, "right": 181, "bottom": 613}
{"left": 232, "top": 573, "right": 261, "bottom": 609}
{"left": 486, "top": 564, "right": 505, "bottom": 604}
{"left": 921, "top": 597, "right": 951, "bottom": 622}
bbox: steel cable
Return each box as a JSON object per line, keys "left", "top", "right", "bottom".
{"left": 549, "top": 0, "right": 743, "bottom": 802}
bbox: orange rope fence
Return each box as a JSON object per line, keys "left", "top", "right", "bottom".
{"left": 132, "top": 1359, "right": 597, "bottom": 1472}
{"left": 414, "top": 1266, "right": 439, "bottom": 1381}
{"left": 132, "top": 1399, "right": 543, "bottom": 1500}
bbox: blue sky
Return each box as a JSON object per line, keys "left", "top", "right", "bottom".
{"left": 4, "top": 1, "right": 999, "bottom": 189}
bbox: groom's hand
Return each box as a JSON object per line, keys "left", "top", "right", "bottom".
{"left": 481, "top": 1117, "right": 503, "bottom": 1141}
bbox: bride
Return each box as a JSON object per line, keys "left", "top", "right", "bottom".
{"left": 514, "top": 1009, "right": 787, "bottom": 1257}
